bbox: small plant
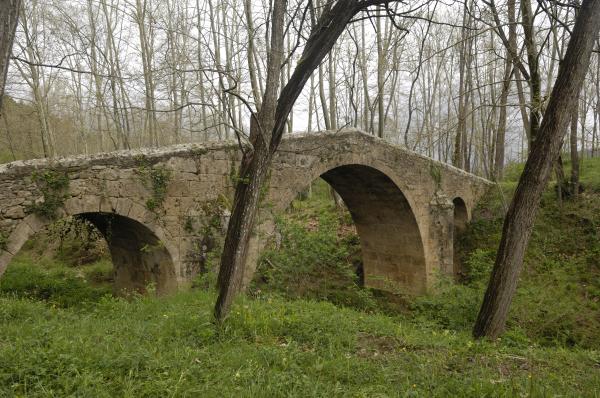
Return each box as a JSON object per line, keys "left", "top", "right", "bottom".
{"left": 0, "top": 232, "right": 7, "bottom": 250}
{"left": 183, "top": 216, "right": 195, "bottom": 233}
{"left": 229, "top": 165, "right": 250, "bottom": 185}
{"left": 199, "top": 196, "right": 229, "bottom": 237}
{"left": 429, "top": 162, "right": 442, "bottom": 190}
{"left": 25, "top": 170, "right": 70, "bottom": 218}
{"left": 140, "top": 241, "right": 165, "bottom": 254}
{"left": 136, "top": 159, "right": 172, "bottom": 213}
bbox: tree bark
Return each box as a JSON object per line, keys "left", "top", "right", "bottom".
{"left": 473, "top": 0, "right": 600, "bottom": 340}
{"left": 214, "top": 0, "right": 376, "bottom": 321}
{"left": 453, "top": 0, "right": 471, "bottom": 168}
{"left": 0, "top": 0, "right": 20, "bottom": 116}
{"left": 214, "top": 0, "right": 287, "bottom": 320}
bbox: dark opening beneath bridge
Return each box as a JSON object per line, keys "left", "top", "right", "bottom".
{"left": 320, "top": 165, "right": 427, "bottom": 293}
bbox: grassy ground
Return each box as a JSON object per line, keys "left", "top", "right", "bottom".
{"left": 1, "top": 158, "right": 599, "bottom": 396}
{"left": 2, "top": 291, "right": 600, "bottom": 396}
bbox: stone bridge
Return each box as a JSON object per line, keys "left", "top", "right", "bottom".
{"left": 0, "top": 130, "right": 491, "bottom": 295}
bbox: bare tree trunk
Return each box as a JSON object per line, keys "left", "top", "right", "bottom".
{"left": 520, "top": 0, "right": 543, "bottom": 145}
{"left": 0, "top": 0, "right": 20, "bottom": 115}
{"left": 473, "top": 0, "right": 600, "bottom": 339}
{"left": 245, "top": 0, "right": 262, "bottom": 109}
{"left": 453, "top": 1, "right": 471, "bottom": 168}
{"left": 494, "top": 52, "right": 512, "bottom": 180}
{"left": 594, "top": 54, "right": 599, "bottom": 156}
{"left": 328, "top": 48, "right": 337, "bottom": 131}
{"left": 214, "top": 0, "right": 287, "bottom": 320}
{"left": 376, "top": 14, "right": 385, "bottom": 138}
{"left": 214, "top": 0, "right": 372, "bottom": 320}
{"left": 135, "top": 0, "right": 158, "bottom": 146}
{"left": 318, "top": 62, "right": 330, "bottom": 130}
{"left": 307, "top": 73, "right": 314, "bottom": 132}
{"left": 359, "top": 20, "right": 371, "bottom": 132}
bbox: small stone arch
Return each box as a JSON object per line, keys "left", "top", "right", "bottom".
{"left": 78, "top": 212, "right": 177, "bottom": 295}
{"left": 452, "top": 197, "right": 469, "bottom": 276}
{"left": 0, "top": 205, "right": 177, "bottom": 296}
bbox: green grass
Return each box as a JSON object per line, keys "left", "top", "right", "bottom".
{"left": 1, "top": 291, "right": 600, "bottom": 396}
{"left": 252, "top": 180, "right": 374, "bottom": 311}
{"left": 1, "top": 163, "right": 600, "bottom": 396}
{"left": 0, "top": 256, "right": 112, "bottom": 308}
{"left": 0, "top": 217, "right": 114, "bottom": 308}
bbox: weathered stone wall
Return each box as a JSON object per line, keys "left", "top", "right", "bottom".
{"left": 0, "top": 129, "right": 491, "bottom": 295}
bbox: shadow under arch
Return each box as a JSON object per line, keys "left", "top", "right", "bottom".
{"left": 317, "top": 164, "right": 427, "bottom": 293}
{"left": 77, "top": 212, "right": 177, "bottom": 296}
{"left": 452, "top": 197, "right": 468, "bottom": 276}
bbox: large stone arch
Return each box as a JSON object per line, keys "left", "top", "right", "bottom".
{"left": 321, "top": 165, "right": 427, "bottom": 292}
{"left": 0, "top": 196, "right": 177, "bottom": 295}
{"left": 256, "top": 160, "right": 429, "bottom": 294}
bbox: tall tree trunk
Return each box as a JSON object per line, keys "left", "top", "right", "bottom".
{"left": 453, "top": 1, "right": 471, "bottom": 168}
{"left": 214, "top": 0, "right": 287, "bottom": 320}
{"left": 0, "top": 0, "right": 20, "bottom": 115}
{"left": 376, "top": 14, "right": 385, "bottom": 138}
{"left": 520, "top": 0, "right": 542, "bottom": 146}
{"left": 328, "top": 49, "right": 337, "bottom": 131}
{"left": 245, "top": 0, "right": 262, "bottom": 109}
{"left": 318, "top": 63, "right": 330, "bottom": 130}
{"left": 214, "top": 0, "right": 368, "bottom": 320}
{"left": 307, "top": 74, "right": 315, "bottom": 132}
{"left": 473, "top": 0, "right": 600, "bottom": 340}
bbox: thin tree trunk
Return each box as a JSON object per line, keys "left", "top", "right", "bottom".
{"left": 453, "top": 1, "right": 471, "bottom": 168}
{"left": 0, "top": 0, "right": 20, "bottom": 115}
{"left": 520, "top": 0, "right": 542, "bottom": 146}
{"left": 214, "top": 0, "right": 287, "bottom": 320}
{"left": 318, "top": 62, "right": 330, "bottom": 130}
{"left": 494, "top": 53, "right": 512, "bottom": 180}
{"left": 328, "top": 48, "right": 337, "bottom": 131}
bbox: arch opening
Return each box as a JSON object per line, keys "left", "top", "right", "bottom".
{"left": 268, "top": 164, "right": 427, "bottom": 293}
{"left": 78, "top": 213, "right": 176, "bottom": 295}
{"left": 319, "top": 165, "right": 427, "bottom": 293}
{"left": 2, "top": 212, "right": 176, "bottom": 298}
{"left": 452, "top": 197, "right": 468, "bottom": 276}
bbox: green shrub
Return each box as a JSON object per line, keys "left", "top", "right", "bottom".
{"left": 253, "top": 180, "right": 377, "bottom": 311}
{"left": 410, "top": 276, "right": 482, "bottom": 331}
{"left": 82, "top": 259, "right": 114, "bottom": 284}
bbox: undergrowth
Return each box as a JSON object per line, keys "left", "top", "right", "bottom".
{"left": 1, "top": 160, "right": 599, "bottom": 395}
{"left": 1, "top": 290, "right": 600, "bottom": 396}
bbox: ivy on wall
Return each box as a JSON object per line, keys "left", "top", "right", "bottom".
{"left": 26, "top": 170, "right": 70, "bottom": 219}
{"left": 135, "top": 157, "right": 172, "bottom": 213}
